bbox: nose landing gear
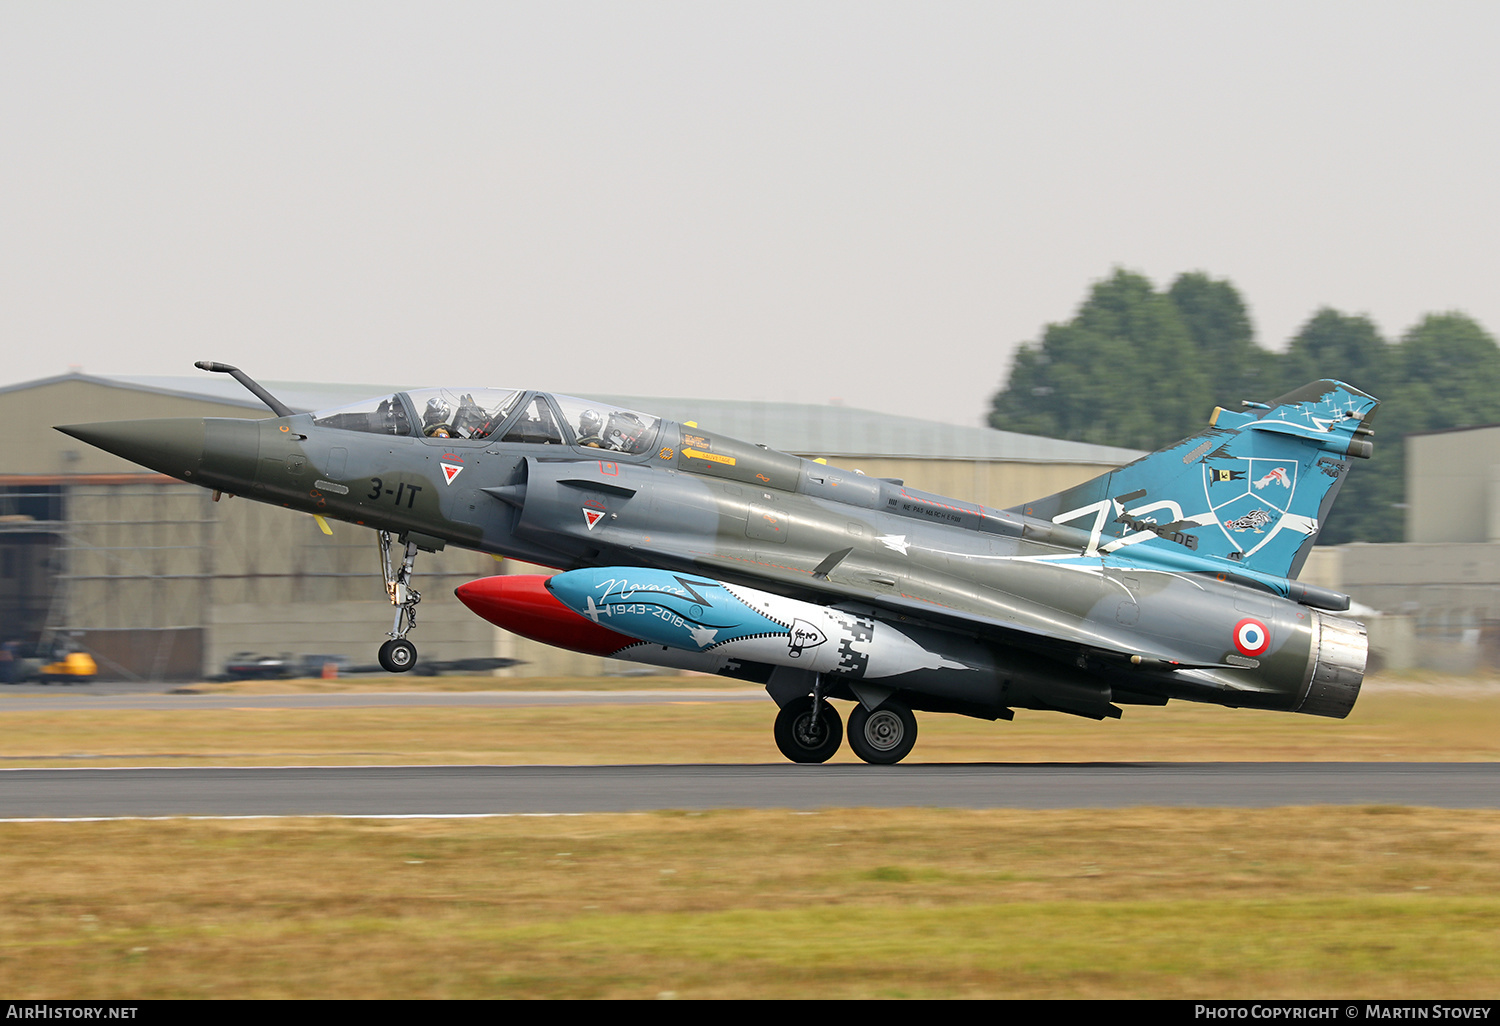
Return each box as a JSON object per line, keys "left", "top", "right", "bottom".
{"left": 378, "top": 637, "right": 417, "bottom": 673}
{"left": 378, "top": 530, "right": 422, "bottom": 673}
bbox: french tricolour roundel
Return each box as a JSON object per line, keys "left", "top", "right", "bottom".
{"left": 1232, "top": 617, "right": 1270, "bottom": 657}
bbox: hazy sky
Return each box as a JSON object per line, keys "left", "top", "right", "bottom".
{"left": 3, "top": 2, "right": 1497, "bottom": 425}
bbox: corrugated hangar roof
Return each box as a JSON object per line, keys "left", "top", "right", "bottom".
{"left": 5, "top": 372, "right": 1142, "bottom": 466}
{"left": 0, "top": 372, "right": 393, "bottom": 417}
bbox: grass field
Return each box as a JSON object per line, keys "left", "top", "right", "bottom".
{"left": 1, "top": 676, "right": 1496, "bottom": 998}
{"left": 2, "top": 808, "right": 1498, "bottom": 998}
{"left": 1, "top": 679, "right": 1497, "bottom": 767}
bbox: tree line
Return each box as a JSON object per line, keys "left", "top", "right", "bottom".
{"left": 988, "top": 270, "right": 1500, "bottom": 544}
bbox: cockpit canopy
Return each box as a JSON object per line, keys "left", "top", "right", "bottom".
{"left": 309, "top": 389, "right": 662, "bottom": 455}
{"left": 550, "top": 394, "right": 660, "bottom": 455}
{"left": 407, "top": 388, "right": 523, "bottom": 440}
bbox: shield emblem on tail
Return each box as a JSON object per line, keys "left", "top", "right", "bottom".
{"left": 1204, "top": 460, "right": 1297, "bottom": 546}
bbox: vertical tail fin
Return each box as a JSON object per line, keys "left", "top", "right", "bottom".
{"left": 1009, "top": 380, "right": 1379, "bottom": 579}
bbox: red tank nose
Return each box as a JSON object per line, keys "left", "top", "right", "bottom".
{"left": 454, "top": 575, "right": 637, "bottom": 657}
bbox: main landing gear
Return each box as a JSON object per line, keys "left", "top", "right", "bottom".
{"left": 847, "top": 701, "right": 918, "bottom": 765}
{"left": 772, "top": 676, "right": 919, "bottom": 765}
{"left": 377, "top": 530, "right": 421, "bottom": 673}
{"left": 774, "top": 695, "right": 843, "bottom": 764}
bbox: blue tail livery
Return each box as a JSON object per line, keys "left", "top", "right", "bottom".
{"left": 1010, "top": 380, "right": 1378, "bottom": 580}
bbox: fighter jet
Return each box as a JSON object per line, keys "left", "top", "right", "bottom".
{"left": 57, "top": 362, "right": 1377, "bottom": 765}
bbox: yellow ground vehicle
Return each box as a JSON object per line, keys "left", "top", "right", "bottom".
{"left": 37, "top": 651, "right": 97, "bottom": 684}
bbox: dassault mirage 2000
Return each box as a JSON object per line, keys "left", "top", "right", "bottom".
{"left": 58, "top": 362, "right": 1376, "bottom": 765}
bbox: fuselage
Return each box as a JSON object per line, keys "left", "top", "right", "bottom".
{"left": 58, "top": 385, "right": 1366, "bottom": 723}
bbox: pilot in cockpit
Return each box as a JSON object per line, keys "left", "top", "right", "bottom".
{"left": 575, "top": 409, "right": 605, "bottom": 447}
{"left": 422, "top": 397, "right": 454, "bottom": 438}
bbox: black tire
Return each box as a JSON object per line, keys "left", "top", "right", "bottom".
{"left": 847, "top": 700, "right": 918, "bottom": 765}
{"left": 378, "top": 639, "right": 418, "bottom": 673}
{"left": 773, "top": 696, "right": 843, "bottom": 764}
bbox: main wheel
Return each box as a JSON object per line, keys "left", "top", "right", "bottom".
{"left": 773, "top": 696, "right": 843, "bottom": 764}
{"left": 847, "top": 700, "right": 917, "bottom": 765}
{"left": 378, "top": 638, "right": 417, "bottom": 673}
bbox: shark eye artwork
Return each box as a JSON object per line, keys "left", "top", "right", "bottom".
{"left": 60, "top": 364, "right": 1377, "bottom": 765}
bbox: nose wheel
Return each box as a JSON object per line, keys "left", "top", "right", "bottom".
{"left": 378, "top": 638, "right": 417, "bottom": 673}
{"left": 378, "top": 531, "right": 423, "bottom": 673}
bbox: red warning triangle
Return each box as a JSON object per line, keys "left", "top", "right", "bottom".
{"left": 440, "top": 463, "right": 463, "bottom": 485}
{"left": 582, "top": 508, "right": 605, "bottom": 531}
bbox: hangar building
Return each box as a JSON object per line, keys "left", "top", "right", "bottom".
{"left": 1310, "top": 425, "right": 1500, "bottom": 672}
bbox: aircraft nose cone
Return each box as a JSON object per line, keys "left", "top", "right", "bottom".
{"left": 55, "top": 419, "right": 207, "bottom": 478}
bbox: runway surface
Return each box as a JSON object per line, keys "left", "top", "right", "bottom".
{"left": 1, "top": 762, "right": 1495, "bottom": 819}
{"left": 0, "top": 688, "right": 764, "bottom": 711}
